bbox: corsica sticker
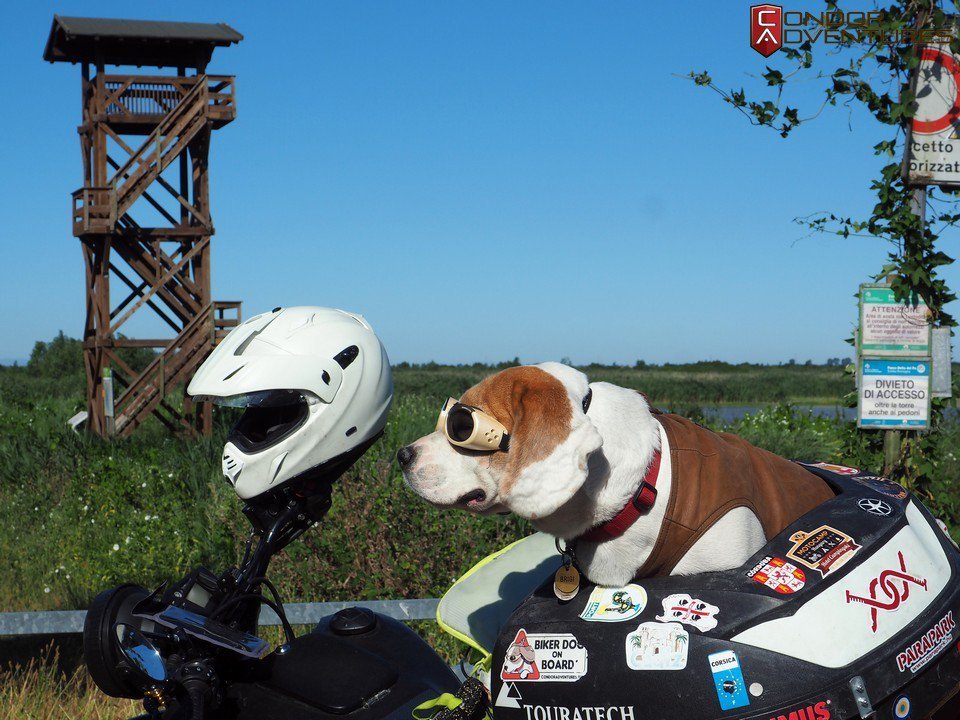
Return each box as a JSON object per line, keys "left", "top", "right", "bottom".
{"left": 625, "top": 622, "right": 688, "bottom": 670}
{"left": 787, "top": 525, "right": 860, "bottom": 577}
{"left": 579, "top": 584, "right": 646, "bottom": 622}
{"left": 708, "top": 650, "right": 750, "bottom": 711}
{"left": 655, "top": 593, "right": 719, "bottom": 632}
{"left": 896, "top": 610, "right": 954, "bottom": 673}
{"left": 746, "top": 556, "right": 806, "bottom": 594}
{"left": 500, "top": 629, "right": 588, "bottom": 682}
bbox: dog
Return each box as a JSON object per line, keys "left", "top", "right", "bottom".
{"left": 503, "top": 638, "right": 537, "bottom": 679}
{"left": 397, "top": 362, "right": 834, "bottom": 586}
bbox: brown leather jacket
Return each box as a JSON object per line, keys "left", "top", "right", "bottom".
{"left": 637, "top": 412, "right": 835, "bottom": 577}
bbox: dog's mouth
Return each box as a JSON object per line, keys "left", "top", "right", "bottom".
{"left": 457, "top": 488, "right": 487, "bottom": 508}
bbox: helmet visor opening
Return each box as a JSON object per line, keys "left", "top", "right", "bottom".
{"left": 201, "top": 389, "right": 315, "bottom": 409}
{"left": 229, "top": 395, "right": 310, "bottom": 452}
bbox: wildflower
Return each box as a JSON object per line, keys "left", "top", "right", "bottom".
{"left": 112, "top": 544, "right": 120, "bottom": 551}
{"left": 44, "top": 587, "right": 50, "bottom": 593}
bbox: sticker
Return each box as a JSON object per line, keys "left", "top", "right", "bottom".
{"left": 625, "top": 622, "right": 688, "bottom": 670}
{"left": 708, "top": 650, "right": 750, "bottom": 711}
{"left": 892, "top": 694, "right": 911, "bottom": 719}
{"left": 766, "top": 700, "right": 832, "bottom": 719}
{"left": 787, "top": 525, "right": 861, "bottom": 576}
{"left": 896, "top": 610, "right": 955, "bottom": 673}
{"left": 655, "top": 593, "right": 719, "bottom": 632}
{"left": 747, "top": 556, "right": 806, "bottom": 594}
{"left": 803, "top": 462, "right": 860, "bottom": 475}
{"left": 554, "top": 564, "right": 580, "bottom": 602}
{"left": 858, "top": 498, "right": 893, "bottom": 516}
{"left": 854, "top": 475, "right": 909, "bottom": 500}
{"left": 579, "top": 584, "right": 647, "bottom": 622}
{"left": 495, "top": 681, "right": 522, "bottom": 709}
{"left": 845, "top": 551, "right": 928, "bottom": 632}
{"left": 500, "top": 629, "right": 588, "bottom": 682}
{"left": 518, "top": 705, "right": 637, "bottom": 720}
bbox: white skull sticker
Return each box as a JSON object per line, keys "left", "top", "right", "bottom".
{"left": 656, "top": 593, "right": 720, "bottom": 632}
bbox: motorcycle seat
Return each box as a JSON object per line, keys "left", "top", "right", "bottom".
{"left": 437, "top": 532, "right": 557, "bottom": 657}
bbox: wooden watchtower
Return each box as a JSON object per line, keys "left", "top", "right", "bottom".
{"left": 44, "top": 16, "right": 243, "bottom": 438}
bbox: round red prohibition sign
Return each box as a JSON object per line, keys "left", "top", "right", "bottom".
{"left": 913, "top": 47, "right": 960, "bottom": 134}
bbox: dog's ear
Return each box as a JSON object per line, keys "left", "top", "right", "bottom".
{"left": 499, "top": 365, "right": 602, "bottom": 520}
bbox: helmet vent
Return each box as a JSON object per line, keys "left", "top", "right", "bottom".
{"left": 222, "top": 365, "right": 245, "bottom": 381}
{"left": 322, "top": 370, "right": 331, "bottom": 385}
{"left": 346, "top": 426, "right": 357, "bottom": 437}
{"left": 233, "top": 314, "right": 281, "bottom": 356}
{"left": 222, "top": 452, "right": 244, "bottom": 486}
{"left": 334, "top": 345, "right": 359, "bottom": 369}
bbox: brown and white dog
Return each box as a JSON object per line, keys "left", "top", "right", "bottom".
{"left": 397, "top": 362, "right": 833, "bottom": 586}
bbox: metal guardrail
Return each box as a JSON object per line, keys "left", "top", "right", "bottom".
{"left": 0, "top": 599, "right": 440, "bottom": 637}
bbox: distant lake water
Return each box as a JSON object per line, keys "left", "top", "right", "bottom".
{"left": 682, "top": 405, "right": 856, "bottom": 423}
{"left": 681, "top": 405, "right": 956, "bottom": 423}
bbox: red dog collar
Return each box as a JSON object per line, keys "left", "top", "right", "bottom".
{"left": 576, "top": 450, "right": 661, "bottom": 543}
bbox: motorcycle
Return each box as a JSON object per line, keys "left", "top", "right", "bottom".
{"left": 81, "top": 309, "right": 960, "bottom": 720}
{"left": 83, "top": 458, "right": 960, "bottom": 720}
{"left": 83, "top": 459, "right": 463, "bottom": 720}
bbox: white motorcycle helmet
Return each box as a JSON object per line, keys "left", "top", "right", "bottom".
{"left": 187, "top": 306, "right": 393, "bottom": 500}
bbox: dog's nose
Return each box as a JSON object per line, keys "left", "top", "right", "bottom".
{"left": 397, "top": 445, "right": 417, "bottom": 468}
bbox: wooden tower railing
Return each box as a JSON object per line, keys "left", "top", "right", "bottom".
{"left": 47, "top": 16, "right": 243, "bottom": 438}
{"left": 72, "top": 71, "right": 240, "bottom": 437}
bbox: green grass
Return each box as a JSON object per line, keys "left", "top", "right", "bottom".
{"left": 1, "top": 359, "right": 955, "bottom": 613}
{"left": 2, "top": 355, "right": 960, "bottom": 717}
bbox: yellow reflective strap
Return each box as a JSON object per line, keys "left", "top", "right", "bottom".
{"left": 412, "top": 693, "right": 463, "bottom": 719}
{"left": 472, "top": 654, "right": 492, "bottom": 675}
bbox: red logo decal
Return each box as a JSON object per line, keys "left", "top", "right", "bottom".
{"left": 768, "top": 699, "right": 831, "bottom": 720}
{"left": 750, "top": 5, "right": 783, "bottom": 57}
{"left": 749, "top": 557, "right": 805, "bottom": 594}
{"left": 845, "top": 552, "right": 928, "bottom": 632}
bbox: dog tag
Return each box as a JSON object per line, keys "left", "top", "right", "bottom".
{"left": 554, "top": 564, "right": 580, "bottom": 601}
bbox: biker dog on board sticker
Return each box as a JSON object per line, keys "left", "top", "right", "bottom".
{"left": 500, "top": 629, "right": 588, "bottom": 682}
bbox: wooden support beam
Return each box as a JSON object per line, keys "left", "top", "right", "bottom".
{"left": 108, "top": 261, "right": 181, "bottom": 331}
{"left": 109, "top": 237, "right": 208, "bottom": 335}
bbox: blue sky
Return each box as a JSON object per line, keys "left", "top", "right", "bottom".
{"left": 1, "top": 1, "right": 954, "bottom": 365}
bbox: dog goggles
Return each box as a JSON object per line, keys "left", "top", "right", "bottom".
{"left": 436, "top": 397, "right": 510, "bottom": 452}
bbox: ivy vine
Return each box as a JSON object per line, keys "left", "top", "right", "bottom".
{"left": 689, "top": 1, "right": 959, "bottom": 492}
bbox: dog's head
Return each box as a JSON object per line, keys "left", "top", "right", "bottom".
{"left": 506, "top": 642, "right": 536, "bottom": 665}
{"left": 398, "top": 362, "right": 602, "bottom": 520}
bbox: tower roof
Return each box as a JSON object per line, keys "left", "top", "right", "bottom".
{"left": 43, "top": 15, "right": 242, "bottom": 68}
